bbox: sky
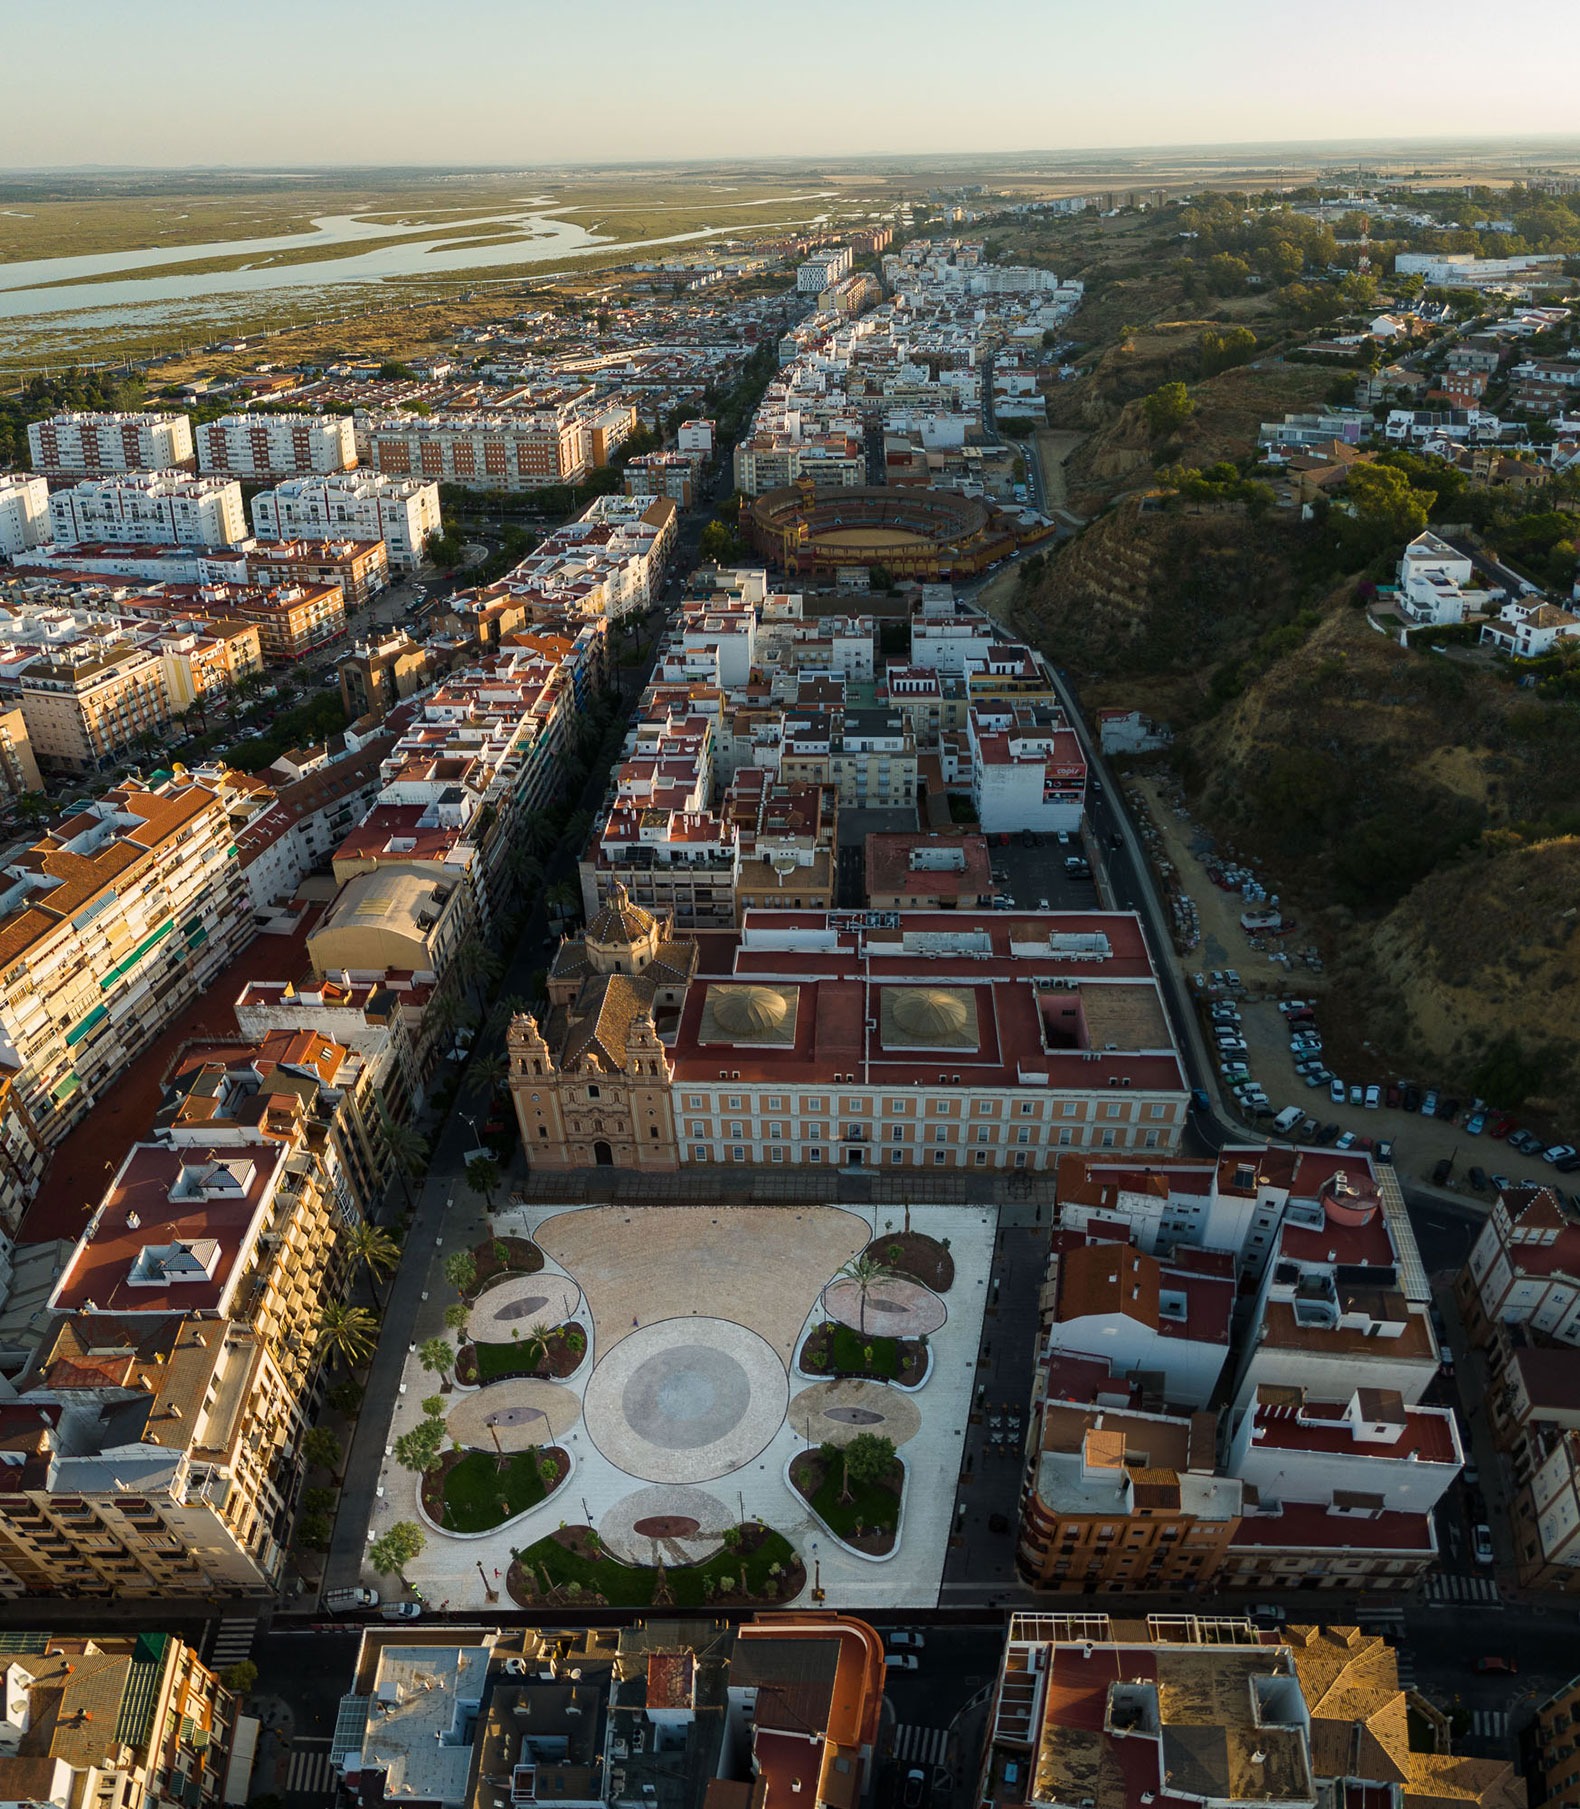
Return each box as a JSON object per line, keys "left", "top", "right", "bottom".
{"left": 4, "top": 0, "right": 1580, "bottom": 170}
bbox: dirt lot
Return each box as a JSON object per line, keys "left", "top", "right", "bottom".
{"left": 1126, "top": 773, "right": 1561, "bottom": 1201}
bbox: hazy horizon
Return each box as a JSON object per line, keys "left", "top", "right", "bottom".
{"left": 5, "top": 0, "right": 1579, "bottom": 171}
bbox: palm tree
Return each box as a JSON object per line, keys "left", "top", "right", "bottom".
{"left": 546, "top": 878, "right": 581, "bottom": 923}
{"left": 452, "top": 935, "right": 504, "bottom": 1009}
{"left": 517, "top": 1319, "right": 554, "bottom": 1376}
{"left": 465, "top": 1154, "right": 503, "bottom": 1213}
{"left": 342, "top": 1220, "right": 402, "bottom": 1312}
{"left": 518, "top": 810, "right": 556, "bottom": 857}
{"left": 377, "top": 1102, "right": 430, "bottom": 1209}
{"left": 468, "top": 1053, "right": 510, "bottom": 1099}
{"left": 836, "top": 1253, "right": 895, "bottom": 1338}
{"left": 316, "top": 1302, "right": 380, "bottom": 1370}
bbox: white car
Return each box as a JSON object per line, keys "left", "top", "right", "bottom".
{"left": 884, "top": 1654, "right": 919, "bottom": 1671}
{"left": 887, "top": 1631, "right": 926, "bottom": 1650}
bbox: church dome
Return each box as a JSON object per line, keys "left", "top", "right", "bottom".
{"left": 892, "top": 987, "right": 972, "bottom": 1040}
{"left": 585, "top": 880, "right": 657, "bottom": 950}
{"left": 710, "top": 984, "right": 790, "bottom": 1035}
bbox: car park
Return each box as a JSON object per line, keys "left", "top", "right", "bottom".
{"left": 1473, "top": 1525, "right": 1495, "bottom": 1566}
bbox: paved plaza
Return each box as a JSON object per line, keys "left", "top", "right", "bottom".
{"left": 370, "top": 1201, "right": 995, "bottom": 1608}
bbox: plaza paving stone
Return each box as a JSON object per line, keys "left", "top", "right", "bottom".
{"left": 597, "top": 1484, "right": 734, "bottom": 1566}
{"left": 823, "top": 1275, "right": 946, "bottom": 1339}
{"left": 445, "top": 1378, "right": 582, "bottom": 1451}
{"left": 787, "top": 1378, "right": 922, "bottom": 1449}
{"left": 467, "top": 1273, "right": 582, "bottom": 1345}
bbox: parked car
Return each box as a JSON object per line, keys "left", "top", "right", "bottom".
{"left": 1473, "top": 1525, "right": 1495, "bottom": 1566}
{"left": 1432, "top": 1157, "right": 1453, "bottom": 1186}
{"left": 904, "top": 1771, "right": 928, "bottom": 1809}
{"left": 1224, "top": 970, "right": 1242, "bottom": 988}
{"left": 1349, "top": 1084, "right": 1364, "bottom": 1108}
{"left": 1487, "top": 1111, "right": 1513, "bottom": 1139}
{"left": 1190, "top": 1088, "right": 1211, "bottom": 1113}
{"left": 1474, "top": 1656, "right": 1517, "bottom": 1675}
{"left": 379, "top": 1602, "right": 423, "bottom": 1621}
{"left": 1330, "top": 1078, "right": 1346, "bottom": 1105}
{"left": 888, "top": 1631, "right": 926, "bottom": 1650}
{"left": 1438, "top": 1096, "right": 1460, "bottom": 1121}
{"left": 1509, "top": 1129, "right": 1544, "bottom": 1156}
{"left": 1316, "top": 1122, "right": 1341, "bottom": 1145}
{"left": 1490, "top": 1173, "right": 1511, "bottom": 1193}
{"left": 1386, "top": 1084, "right": 1402, "bottom": 1109}
{"left": 1218, "top": 1039, "right": 1248, "bottom": 1055}
{"left": 1420, "top": 1090, "right": 1439, "bottom": 1117}
{"left": 1278, "top": 1000, "right": 1309, "bottom": 1016}
{"left": 1545, "top": 1145, "right": 1578, "bottom": 1166}
{"left": 1376, "top": 1140, "right": 1394, "bottom": 1162}
{"left": 325, "top": 1587, "right": 380, "bottom": 1612}
{"left": 884, "top": 1654, "right": 919, "bottom": 1672}
{"left": 1401, "top": 1085, "right": 1422, "bottom": 1114}
{"left": 1556, "top": 1154, "right": 1580, "bottom": 1174}
{"left": 1364, "top": 1084, "right": 1381, "bottom": 1110}
{"left": 1249, "top": 1603, "right": 1288, "bottom": 1626}
{"left": 1336, "top": 1131, "right": 1357, "bottom": 1150}
{"left": 1465, "top": 1110, "right": 1486, "bottom": 1135}
{"left": 1468, "top": 1166, "right": 1489, "bottom": 1191}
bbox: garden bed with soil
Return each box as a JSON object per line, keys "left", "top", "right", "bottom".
{"left": 454, "top": 1322, "right": 586, "bottom": 1385}
{"left": 798, "top": 1320, "right": 928, "bottom": 1386}
{"left": 420, "top": 1444, "right": 568, "bottom": 1534}
{"left": 789, "top": 1448, "right": 902, "bottom": 1557}
{"left": 471, "top": 1235, "right": 545, "bottom": 1292}
{"left": 863, "top": 1231, "right": 954, "bottom": 1292}
{"left": 506, "top": 1522, "right": 803, "bottom": 1608}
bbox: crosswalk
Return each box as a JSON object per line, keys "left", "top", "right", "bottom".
{"left": 893, "top": 1725, "right": 950, "bottom": 1767}
{"left": 206, "top": 1617, "right": 257, "bottom": 1668}
{"left": 1471, "top": 1710, "right": 1510, "bottom": 1742}
{"left": 285, "top": 1742, "right": 338, "bottom": 1800}
{"left": 1422, "top": 1572, "right": 1502, "bottom": 1605}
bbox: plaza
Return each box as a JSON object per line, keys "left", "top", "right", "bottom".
{"left": 372, "top": 1201, "right": 993, "bottom": 1608}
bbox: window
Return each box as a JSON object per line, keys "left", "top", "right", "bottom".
{"left": 1148, "top": 1102, "right": 1168, "bottom": 1119}
{"left": 732, "top": 1147, "right": 746, "bottom": 1162}
{"left": 846, "top": 1097, "right": 861, "bottom": 1112}
{"left": 807, "top": 1124, "right": 821, "bottom": 1140}
{"left": 1100, "top": 1129, "right": 1117, "bottom": 1148}
{"left": 587, "top": 1084, "right": 601, "bottom": 1101}
{"left": 769, "top": 1147, "right": 784, "bottom": 1163}
{"left": 974, "top": 1150, "right": 988, "bottom": 1166}
{"left": 690, "top": 1121, "right": 706, "bottom": 1137}
{"left": 934, "top": 1125, "right": 948, "bottom": 1142}
{"left": 890, "top": 1149, "right": 903, "bottom": 1165}
{"left": 805, "top": 1098, "right": 824, "bottom": 1112}
{"left": 692, "top": 1145, "right": 708, "bottom": 1161}
{"left": 1015, "top": 1127, "right": 1030, "bottom": 1144}
{"left": 934, "top": 1149, "right": 947, "bottom": 1165}
{"left": 1062, "top": 1100, "right": 1078, "bottom": 1116}
{"left": 728, "top": 1122, "right": 743, "bottom": 1138}
{"left": 1014, "top": 1151, "right": 1028, "bottom": 1168}
{"left": 892, "top": 1124, "right": 905, "bottom": 1142}
{"left": 1103, "top": 1102, "right": 1121, "bottom": 1119}
{"left": 727, "top": 1095, "right": 741, "bottom": 1111}
{"left": 976, "top": 1126, "right": 991, "bottom": 1143}
{"left": 768, "top": 1122, "right": 784, "bottom": 1139}
{"left": 1020, "top": 1100, "right": 1036, "bottom": 1116}
{"left": 809, "top": 1147, "right": 822, "bottom": 1163}
{"left": 766, "top": 1096, "right": 782, "bottom": 1111}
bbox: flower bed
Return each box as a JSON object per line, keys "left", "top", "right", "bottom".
{"left": 789, "top": 1448, "right": 903, "bottom": 1557}
{"left": 799, "top": 1320, "right": 927, "bottom": 1385}
{"left": 420, "top": 1444, "right": 568, "bottom": 1534}
{"left": 454, "top": 1322, "right": 587, "bottom": 1386}
{"left": 864, "top": 1231, "right": 954, "bottom": 1292}
{"left": 506, "top": 1523, "right": 803, "bottom": 1608}
{"left": 471, "top": 1235, "right": 545, "bottom": 1291}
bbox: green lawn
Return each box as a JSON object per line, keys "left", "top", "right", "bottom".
{"left": 440, "top": 1450, "right": 548, "bottom": 1534}
{"left": 806, "top": 1457, "right": 901, "bottom": 1540}
{"left": 830, "top": 1325, "right": 900, "bottom": 1378}
{"left": 513, "top": 1528, "right": 799, "bottom": 1607}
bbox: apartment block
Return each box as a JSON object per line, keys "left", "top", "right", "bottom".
{"left": 17, "top": 637, "right": 174, "bottom": 772}
{"left": 222, "top": 580, "right": 347, "bottom": 662}
{"left": 251, "top": 472, "right": 441, "bottom": 568}
{"left": 1535, "top": 1673, "right": 1580, "bottom": 1809}
{"left": 0, "top": 776, "right": 255, "bottom": 1140}
{"left": 0, "top": 475, "right": 51, "bottom": 559}
{"left": 1457, "top": 1181, "right": 1580, "bottom": 1346}
{"left": 366, "top": 409, "right": 586, "bottom": 490}
{"left": 0, "top": 1631, "right": 239, "bottom": 1809}
{"left": 231, "top": 537, "right": 389, "bottom": 606}
{"left": 968, "top": 702, "right": 1086, "bottom": 835}
{"left": 0, "top": 707, "right": 42, "bottom": 798}
{"left": 195, "top": 410, "right": 357, "bottom": 479}
{"left": 623, "top": 450, "right": 701, "bottom": 507}
{"left": 49, "top": 473, "right": 246, "bottom": 549}
{"left": 27, "top": 411, "right": 194, "bottom": 479}
{"left": 797, "top": 247, "right": 853, "bottom": 292}
{"left": 339, "top": 629, "right": 432, "bottom": 722}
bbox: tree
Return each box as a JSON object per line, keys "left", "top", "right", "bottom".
{"left": 221, "top": 1661, "right": 259, "bottom": 1696}
{"left": 835, "top": 1253, "right": 895, "bottom": 1338}
{"left": 469, "top": 1052, "right": 509, "bottom": 1099}
{"left": 369, "top": 1521, "right": 425, "bottom": 1582}
{"left": 394, "top": 1416, "right": 446, "bottom": 1474}
{"left": 843, "top": 1432, "right": 896, "bottom": 1490}
{"left": 302, "top": 1427, "right": 344, "bottom": 1475}
{"left": 298, "top": 1511, "right": 333, "bottom": 1550}
{"left": 698, "top": 520, "right": 741, "bottom": 564}
{"left": 444, "top": 1249, "right": 479, "bottom": 1298}
{"left": 444, "top": 1300, "right": 471, "bottom": 1336}
{"left": 465, "top": 1154, "right": 503, "bottom": 1212}
{"left": 327, "top": 1380, "right": 364, "bottom": 1416}
{"left": 316, "top": 1302, "right": 379, "bottom": 1369}
{"left": 516, "top": 1320, "right": 554, "bottom": 1376}
{"left": 418, "top": 1336, "right": 453, "bottom": 1383}
{"left": 1345, "top": 463, "right": 1431, "bottom": 558}
{"left": 452, "top": 935, "right": 504, "bottom": 1009}
{"left": 342, "top": 1220, "right": 402, "bottom": 1311}
{"left": 378, "top": 1101, "right": 430, "bottom": 1207}
{"left": 1143, "top": 382, "right": 1195, "bottom": 440}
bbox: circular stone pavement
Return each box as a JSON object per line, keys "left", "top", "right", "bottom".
{"left": 788, "top": 1379, "right": 922, "bottom": 1448}
{"left": 823, "top": 1276, "right": 946, "bottom": 1339}
{"left": 598, "top": 1484, "right": 734, "bottom": 1565}
{"left": 468, "top": 1274, "right": 582, "bottom": 1346}
{"left": 582, "top": 1317, "right": 788, "bottom": 1484}
{"left": 445, "top": 1378, "right": 582, "bottom": 1452}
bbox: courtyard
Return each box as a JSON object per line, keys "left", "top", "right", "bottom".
{"left": 367, "top": 1201, "right": 993, "bottom": 1608}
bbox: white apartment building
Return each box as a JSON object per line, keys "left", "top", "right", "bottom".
{"left": 677, "top": 418, "right": 716, "bottom": 456}
{"left": 967, "top": 702, "right": 1086, "bottom": 833}
{"left": 797, "top": 247, "right": 853, "bottom": 293}
{"left": 48, "top": 472, "right": 247, "bottom": 549}
{"left": 0, "top": 475, "right": 51, "bottom": 559}
{"left": 27, "top": 411, "right": 194, "bottom": 478}
{"left": 365, "top": 409, "right": 586, "bottom": 490}
{"left": 195, "top": 411, "right": 357, "bottom": 479}
{"left": 251, "top": 472, "right": 441, "bottom": 568}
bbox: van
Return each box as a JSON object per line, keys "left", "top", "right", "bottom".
{"left": 324, "top": 1586, "right": 380, "bottom": 1612}
{"left": 1272, "top": 1106, "right": 1304, "bottom": 1137}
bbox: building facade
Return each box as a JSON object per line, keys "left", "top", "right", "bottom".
{"left": 0, "top": 475, "right": 51, "bottom": 559}
{"left": 49, "top": 474, "right": 247, "bottom": 549}
{"left": 27, "top": 411, "right": 194, "bottom": 479}
{"left": 251, "top": 473, "right": 441, "bottom": 568}
{"left": 195, "top": 411, "right": 358, "bottom": 479}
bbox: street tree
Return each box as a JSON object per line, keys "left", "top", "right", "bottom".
{"left": 444, "top": 1249, "right": 478, "bottom": 1298}
{"left": 418, "top": 1336, "right": 453, "bottom": 1383}
{"left": 393, "top": 1417, "right": 446, "bottom": 1474}
{"left": 316, "top": 1302, "right": 379, "bottom": 1369}
{"left": 302, "top": 1427, "right": 344, "bottom": 1475}
{"left": 836, "top": 1253, "right": 895, "bottom": 1337}
{"left": 369, "top": 1521, "right": 425, "bottom": 1583}
{"left": 342, "top": 1220, "right": 402, "bottom": 1311}
{"left": 465, "top": 1155, "right": 503, "bottom": 1213}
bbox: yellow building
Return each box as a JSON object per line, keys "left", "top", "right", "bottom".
{"left": 17, "top": 639, "right": 172, "bottom": 773}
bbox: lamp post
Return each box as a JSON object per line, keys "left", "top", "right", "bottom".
{"left": 476, "top": 1560, "right": 497, "bottom": 1603}
{"left": 810, "top": 1539, "right": 824, "bottom": 1604}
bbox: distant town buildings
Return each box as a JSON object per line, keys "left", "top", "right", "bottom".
{"left": 195, "top": 410, "right": 358, "bottom": 479}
